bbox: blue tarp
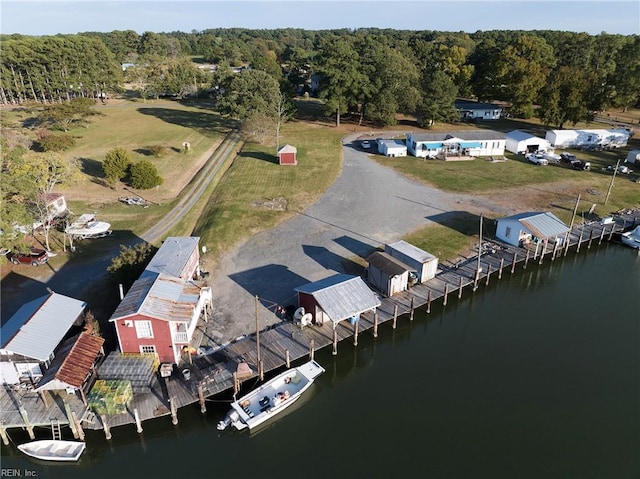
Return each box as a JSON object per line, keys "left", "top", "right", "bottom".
{"left": 459, "top": 141, "right": 482, "bottom": 148}
{"left": 421, "top": 142, "right": 443, "bottom": 150}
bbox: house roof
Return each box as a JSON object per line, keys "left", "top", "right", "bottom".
{"left": 499, "top": 212, "right": 569, "bottom": 239}
{"left": 386, "top": 240, "right": 437, "bottom": 263}
{"left": 278, "top": 144, "right": 297, "bottom": 154}
{"left": 144, "top": 236, "right": 199, "bottom": 279}
{"left": 408, "top": 131, "right": 505, "bottom": 142}
{"left": 294, "top": 274, "right": 381, "bottom": 323}
{"left": 367, "top": 251, "right": 415, "bottom": 276}
{"left": 379, "top": 139, "right": 406, "bottom": 149}
{"left": 1, "top": 293, "right": 86, "bottom": 361}
{"left": 505, "top": 130, "right": 546, "bottom": 142}
{"left": 109, "top": 273, "right": 203, "bottom": 322}
{"left": 455, "top": 100, "right": 502, "bottom": 110}
{"left": 36, "top": 332, "right": 104, "bottom": 392}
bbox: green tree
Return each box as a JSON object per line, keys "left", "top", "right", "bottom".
{"left": 537, "top": 66, "right": 589, "bottom": 128}
{"left": 38, "top": 97, "right": 96, "bottom": 131}
{"left": 103, "top": 148, "right": 132, "bottom": 186}
{"left": 611, "top": 36, "right": 640, "bottom": 112}
{"left": 416, "top": 70, "right": 458, "bottom": 127}
{"left": 216, "top": 69, "right": 281, "bottom": 121}
{"left": 38, "top": 134, "right": 76, "bottom": 152}
{"left": 107, "top": 242, "right": 157, "bottom": 289}
{"left": 129, "top": 160, "right": 163, "bottom": 189}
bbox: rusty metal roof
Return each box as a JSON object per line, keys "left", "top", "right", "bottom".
{"left": 367, "top": 251, "right": 415, "bottom": 276}
{"left": 36, "top": 332, "right": 104, "bottom": 391}
{"left": 109, "top": 273, "right": 203, "bottom": 322}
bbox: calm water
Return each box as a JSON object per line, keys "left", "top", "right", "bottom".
{"left": 2, "top": 244, "right": 639, "bottom": 479}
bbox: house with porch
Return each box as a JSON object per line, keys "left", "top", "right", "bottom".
{"left": 495, "top": 212, "right": 570, "bottom": 248}
{"left": 406, "top": 131, "right": 506, "bottom": 159}
{"left": 0, "top": 292, "right": 87, "bottom": 386}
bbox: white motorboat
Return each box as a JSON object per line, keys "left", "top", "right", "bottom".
{"left": 620, "top": 225, "right": 640, "bottom": 249}
{"left": 65, "top": 214, "right": 112, "bottom": 239}
{"left": 217, "top": 360, "right": 324, "bottom": 431}
{"left": 17, "top": 440, "right": 86, "bottom": 462}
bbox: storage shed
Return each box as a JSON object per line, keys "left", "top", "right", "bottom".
{"left": 278, "top": 144, "right": 298, "bottom": 165}
{"left": 377, "top": 139, "right": 407, "bottom": 157}
{"left": 505, "top": 130, "right": 550, "bottom": 154}
{"left": 385, "top": 240, "right": 438, "bottom": 283}
{"left": 496, "top": 212, "right": 570, "bottom": 247}
{"left": 625, "top": 149, "right": 640, "bottom": 164}
{"left": 294, "top": 274, "right": 380, "bottom": 327}
{"left": 366, "top": 251, "right": 414, "bottom": 296}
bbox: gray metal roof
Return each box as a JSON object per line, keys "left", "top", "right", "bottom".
{"left": 505, "top": 130, "right": 545, "bottom": 142}
{"left": 295, "top": 274, "right": 381, "bottom": 323}
{"left": 1, "top": 293, "right": 86, "bottom": 361}
{"left": 367, "top": 251, "right": 415, "bottom": 276}
{"left": 379, "top": 139, "right": 406, "bottom": 148}
{"left": 500, "top": 212, "right": 569, "bottom": 239}
{"left": 408, "top": 130, "right": 505, "bottom": 142}
{"left": 386, "top": 240, "right": 437, "bottom": 264}
{"left": 109, "top": 273, "right": 203, "bottom": 322}
{"left": 144, "top": 236, "right": 199, "bottom": 278}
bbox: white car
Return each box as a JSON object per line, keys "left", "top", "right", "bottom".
{"left": 525, "top": 153, "right": 548, "bottom": 165}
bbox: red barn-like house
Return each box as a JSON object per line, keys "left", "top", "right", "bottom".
{"left": 277, "top": 144, "right": 297, "bottom": 165}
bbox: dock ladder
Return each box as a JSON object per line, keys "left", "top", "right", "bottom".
{"left": 51, "top": 419, "right": 62, "bottom": 440}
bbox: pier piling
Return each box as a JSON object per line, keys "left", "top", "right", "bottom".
{"left": 101, "top": 414, "right": 112, "bottom": 440}
{"left": 426, "top": 289, "right": 431, "bottom": 313}
{"left": 332, "top": 328, "right": 338, "bottom": 356}
{"left": 353, "top": 320, "right": 359, "bottom": 346}
{"left": 285, "top": 349, "right": 290, "bottom": 368}
{"left": 443, "top": 283, "right": 449, "bottom": 305}
{"left": 498, "top": 258, "right": 504, "bottom": 279}
{"left": 309, "top": 339, "right": 315, "bottom": 360}
{"left": 458, "top": 276, "right": 463, "bottom": 299}
{"left": 511, "top": 252, "right": 517, "bottom": 274}
{"left": 392, "top": 304, "right": 398, "bottom": 329}
{"left": 134, "top": 408, "right": 143, "bottom": 433}
{"left": 485, "top": 264, "right": 491, "bottom": 286}
{"left": 409, "top": 297, "right": 415, "bottom": 321}
{"left": 373, "top": 311, "right": 379, "bottom": 337}
{"left": 198, "top": 384, "right": 206, "bottom": 414}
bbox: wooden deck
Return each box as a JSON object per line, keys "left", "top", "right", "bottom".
{"left": 4, "top": 209, "right": 639, "bottom": 438}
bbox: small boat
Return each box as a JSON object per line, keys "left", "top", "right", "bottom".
{"left": 17, "top": 440, "right": 86, "bottom": 462}
{"left": 217, "top": 360, "right": 325, "bottom": 431}
{"left": 65, "top": 213, "right": 112, "bottom": 239}
{"left": 620, "top": 225, "right": 640, "bottom": 249}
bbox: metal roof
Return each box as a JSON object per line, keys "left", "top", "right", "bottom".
{"left": 386, "top": 240, "right": 437, "bottom": 264}
{"left": 454, "top": 100, "right": 502, "bottom": 110}
{"left": 109, "top": 273, "right": 203, "bottom": 322}
{"left": 367, "top": 251, "right": 415, "bottom": 276}
{"left": 1, "top": 293, "right": 86, "bottom": 361}
{"left": 379, "top": 139, "right": 406, "bottom": 148}
{"left": 295, "top": 274, "right": 381, "bottom": 323}
{"left": 36, "top": 332, "right": 104, "bottom": 391}
{"left": 144, "top": 236, "right": 199, "bottom": 279}
{"left": 505, "top": 130, "right": 545, "bottom": 142}
{"left": 408, "top": 131, "right": 505, "bottom": 142}
{"left": 500, "top": 212, "right": 569, "bottom": 239}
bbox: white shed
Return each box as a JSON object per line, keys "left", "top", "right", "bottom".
{"left": 384, "top": 240, "right": 438, "bottom": 283}
{"left": 505, "top": 130, "right": 550, "bottom": 154}
{"left": 625, "top": 149, "right": 640, "bottom": 164}
{"left": 496, "top": 212, "right": 570, "bottom": 247}
{"left": 377, "top": 139, "right": 407, "bottom": 157}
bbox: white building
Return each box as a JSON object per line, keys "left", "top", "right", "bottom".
{"left": 384, "top": 240, "right": 438, "bottom": 283}
{"left": 455, "top": 100, "right": 502, "bottom": 121}
{"left": 505, "top": 130, "right": 551, "bottom": 154}
{"left": 406, "top": 131, "right": 506, "bottom": 159}
{"left": 496, "top": 212, "right": 570, "bottom": 247}
{"left": 377, "top": 139, "right": 407, "bottom": 157}
{"left": 545, "top": 129, "right": 630, "bottom": 149}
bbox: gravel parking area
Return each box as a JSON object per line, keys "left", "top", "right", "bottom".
{"left": 204, "top": 133, "right": 513, "bottom": 345}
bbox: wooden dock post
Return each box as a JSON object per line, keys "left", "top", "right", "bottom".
{"left": 285, "top": 350, "right": 290, "bottom": 368}
{"left": 259, "top": 359, "right": 264, "bottom": 381}
{"left": 608, "top": 223, "right": 615, "bottom": 240}
{"left": 458, "top": 276, "right": 463, "bottom": 299}
{"left": 538, "top": 243, "right": 546, "bottom": 265}
{"left": 587, "top": 229, "right": 593, "bottom": 249}
{"left": 72, "top": 412, "right": 85, "bottom": 441}
{"left": 0, "top": 425, "right": 9, "bottom": 446}
{"left": 524, "top": 250, "right": 530, "bottom": 269}
{"left": 18, "top": 403, "right": 35, "bottom": 440}
{"left": 577, "top": 229, "right": 583, "bottom": 252}
{"left": 409, "top": 297, "right": 415, "bottom": 321}
{"left": 353, "top": 320, "right": 359, "bottom": 346}
{"left": 511, "top": 252, "right": 517, "bottom": 274}
{"left": 443, "top": 283, "right": 449, "bottom": 305}
{"left": 498, "top": 258, "right": 504, "bottom": 279}
{"left": 101, "top": 414, "right": 112, "bottom": 440}
{"left": 426, "top": 289, "right": 431, "bottom": 314}
{"left": 332, "top": 328, "right": 338, "bottom": 356}
{"left": 64, "top": 401, "right": 79, "bottom": 439}
{"left": 309, "top": 339, "right": 315, "bottom": 360}
{"left": 198, "top": 384, "right": 207, "bottom": 414}
{"left": 485, "top": 264, "right": 491, "bottom": 286}
{"left": 552, "top": 240, "right": 560, "bottom": 260}
{"left": 373, "top": 311, "right": 379, "bottom": 338}
{"left": 533, "top": 241, "right": 540, "bottom": 260}
{"left": 134, "top": 408, "right": 143, "bottom": 433}
{"left": 599, "top": 225, "right": 605, "bottom": 245}
{"left": 170, "top": 399, "right": 178, "bottom": 426}
{"left": 233, "top": 372, "right": 239, "bottom": 396}
{"left": 392, "top": 304, "right": 398, "bottom": 329}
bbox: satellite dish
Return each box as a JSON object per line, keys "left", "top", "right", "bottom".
{"left": 201, "top": 246, "right": 207, "bottom": 254}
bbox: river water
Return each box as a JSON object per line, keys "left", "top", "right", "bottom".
{"left": 2, "top": 244, "right": 639, "bottom": 478}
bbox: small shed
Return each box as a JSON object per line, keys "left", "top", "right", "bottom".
{"left": 385, "top": 240, "right": 438, "bottom": 283}
{"left": 625, "top": 149, "right": 640, "bottom": 164}
{"left": 505, "top": 130, "right": 550, "bottom": 154}
{"left": 294, "top": 274, "right": 380, "bottom": 327}
{"left": 278, "top": 144, "right": 298, "bottom": 165}
{"left": 377, "top": 139, "right": 407, "bottom": 157}
{"left": 496, "top": 212, "right": 570, "bottom": 247}
{"left": 366, "top": 251, "right": 414, "bottom": 296}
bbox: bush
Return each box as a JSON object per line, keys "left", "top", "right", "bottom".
{"left": 148, "top": 145, "right": 169, "bottom": 157}
{"left": 103, "top": 148, "right": 131, "bottom": 185}
{"left": 38, "top": 133, "right": 76, "bottom": 152}
{"left": 129, "top": 160, "right": 163, "bottom": 189}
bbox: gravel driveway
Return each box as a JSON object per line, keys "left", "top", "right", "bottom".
{"left": 205, "top": 132, "right": 512, "bottom": 344}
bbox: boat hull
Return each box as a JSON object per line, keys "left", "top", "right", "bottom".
{"left": 17, "top": 440, "right": 86, "bottom": 462}
{"left": 218, "top": 360, "right": 324, "bottom": 431}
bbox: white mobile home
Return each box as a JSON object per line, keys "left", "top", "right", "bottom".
{"left": 505, "top": 130, "right": 551, "bottom": 154}
{"left": 384, "top": 240, "right": 438, "bottom": 283}
{"left": 377, "top": 139, "right": 407, "bottom": 157}
{"left": 455, "top": 100, "right": 502, "bottom": 121}
{"left": 545, "top": 129, "right": 630, "bottom": 149}
{"left": 496, "top": 212, "right": 570, "bottom": 247}
{"left": 406, "top": 131, "right": 506, "bottom": 159}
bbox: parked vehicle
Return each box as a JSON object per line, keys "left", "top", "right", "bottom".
{"left": 361, "top": 140, "right": 371, "bottom": 149}
{"left": 560, "top": 152, "right": 578, "bottom": 164}
{"left": 7, "top": 247, "right": 49, "bottom": 266}
{"left": 525, "top": 153, "right": 548, "bottom": 165}
{"left": 571, "top": 160, "right": 591, "bottom": 171}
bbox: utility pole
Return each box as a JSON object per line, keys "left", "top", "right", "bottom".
{"left": 604, "top": 160, "right": 620, "bottom": 205}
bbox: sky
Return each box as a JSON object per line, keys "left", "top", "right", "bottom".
{"left": 1, "top": 1, "right": 639, "bottom": 36}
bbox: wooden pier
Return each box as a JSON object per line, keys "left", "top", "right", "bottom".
{"left": 3, "top": 209, "right": 638, "bottom": 439}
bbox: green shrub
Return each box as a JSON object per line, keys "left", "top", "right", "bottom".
{"left": 103, "top": 148, "right": 131, "bottom": 185}
{"left": 38, "top": 133, "right": 76, "bottom": 151}
{"left": 129, "top": 160, "right": 163, "bottom": 189}
{"left": 148, "top": 145, "right": 169, "bottom": 157}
